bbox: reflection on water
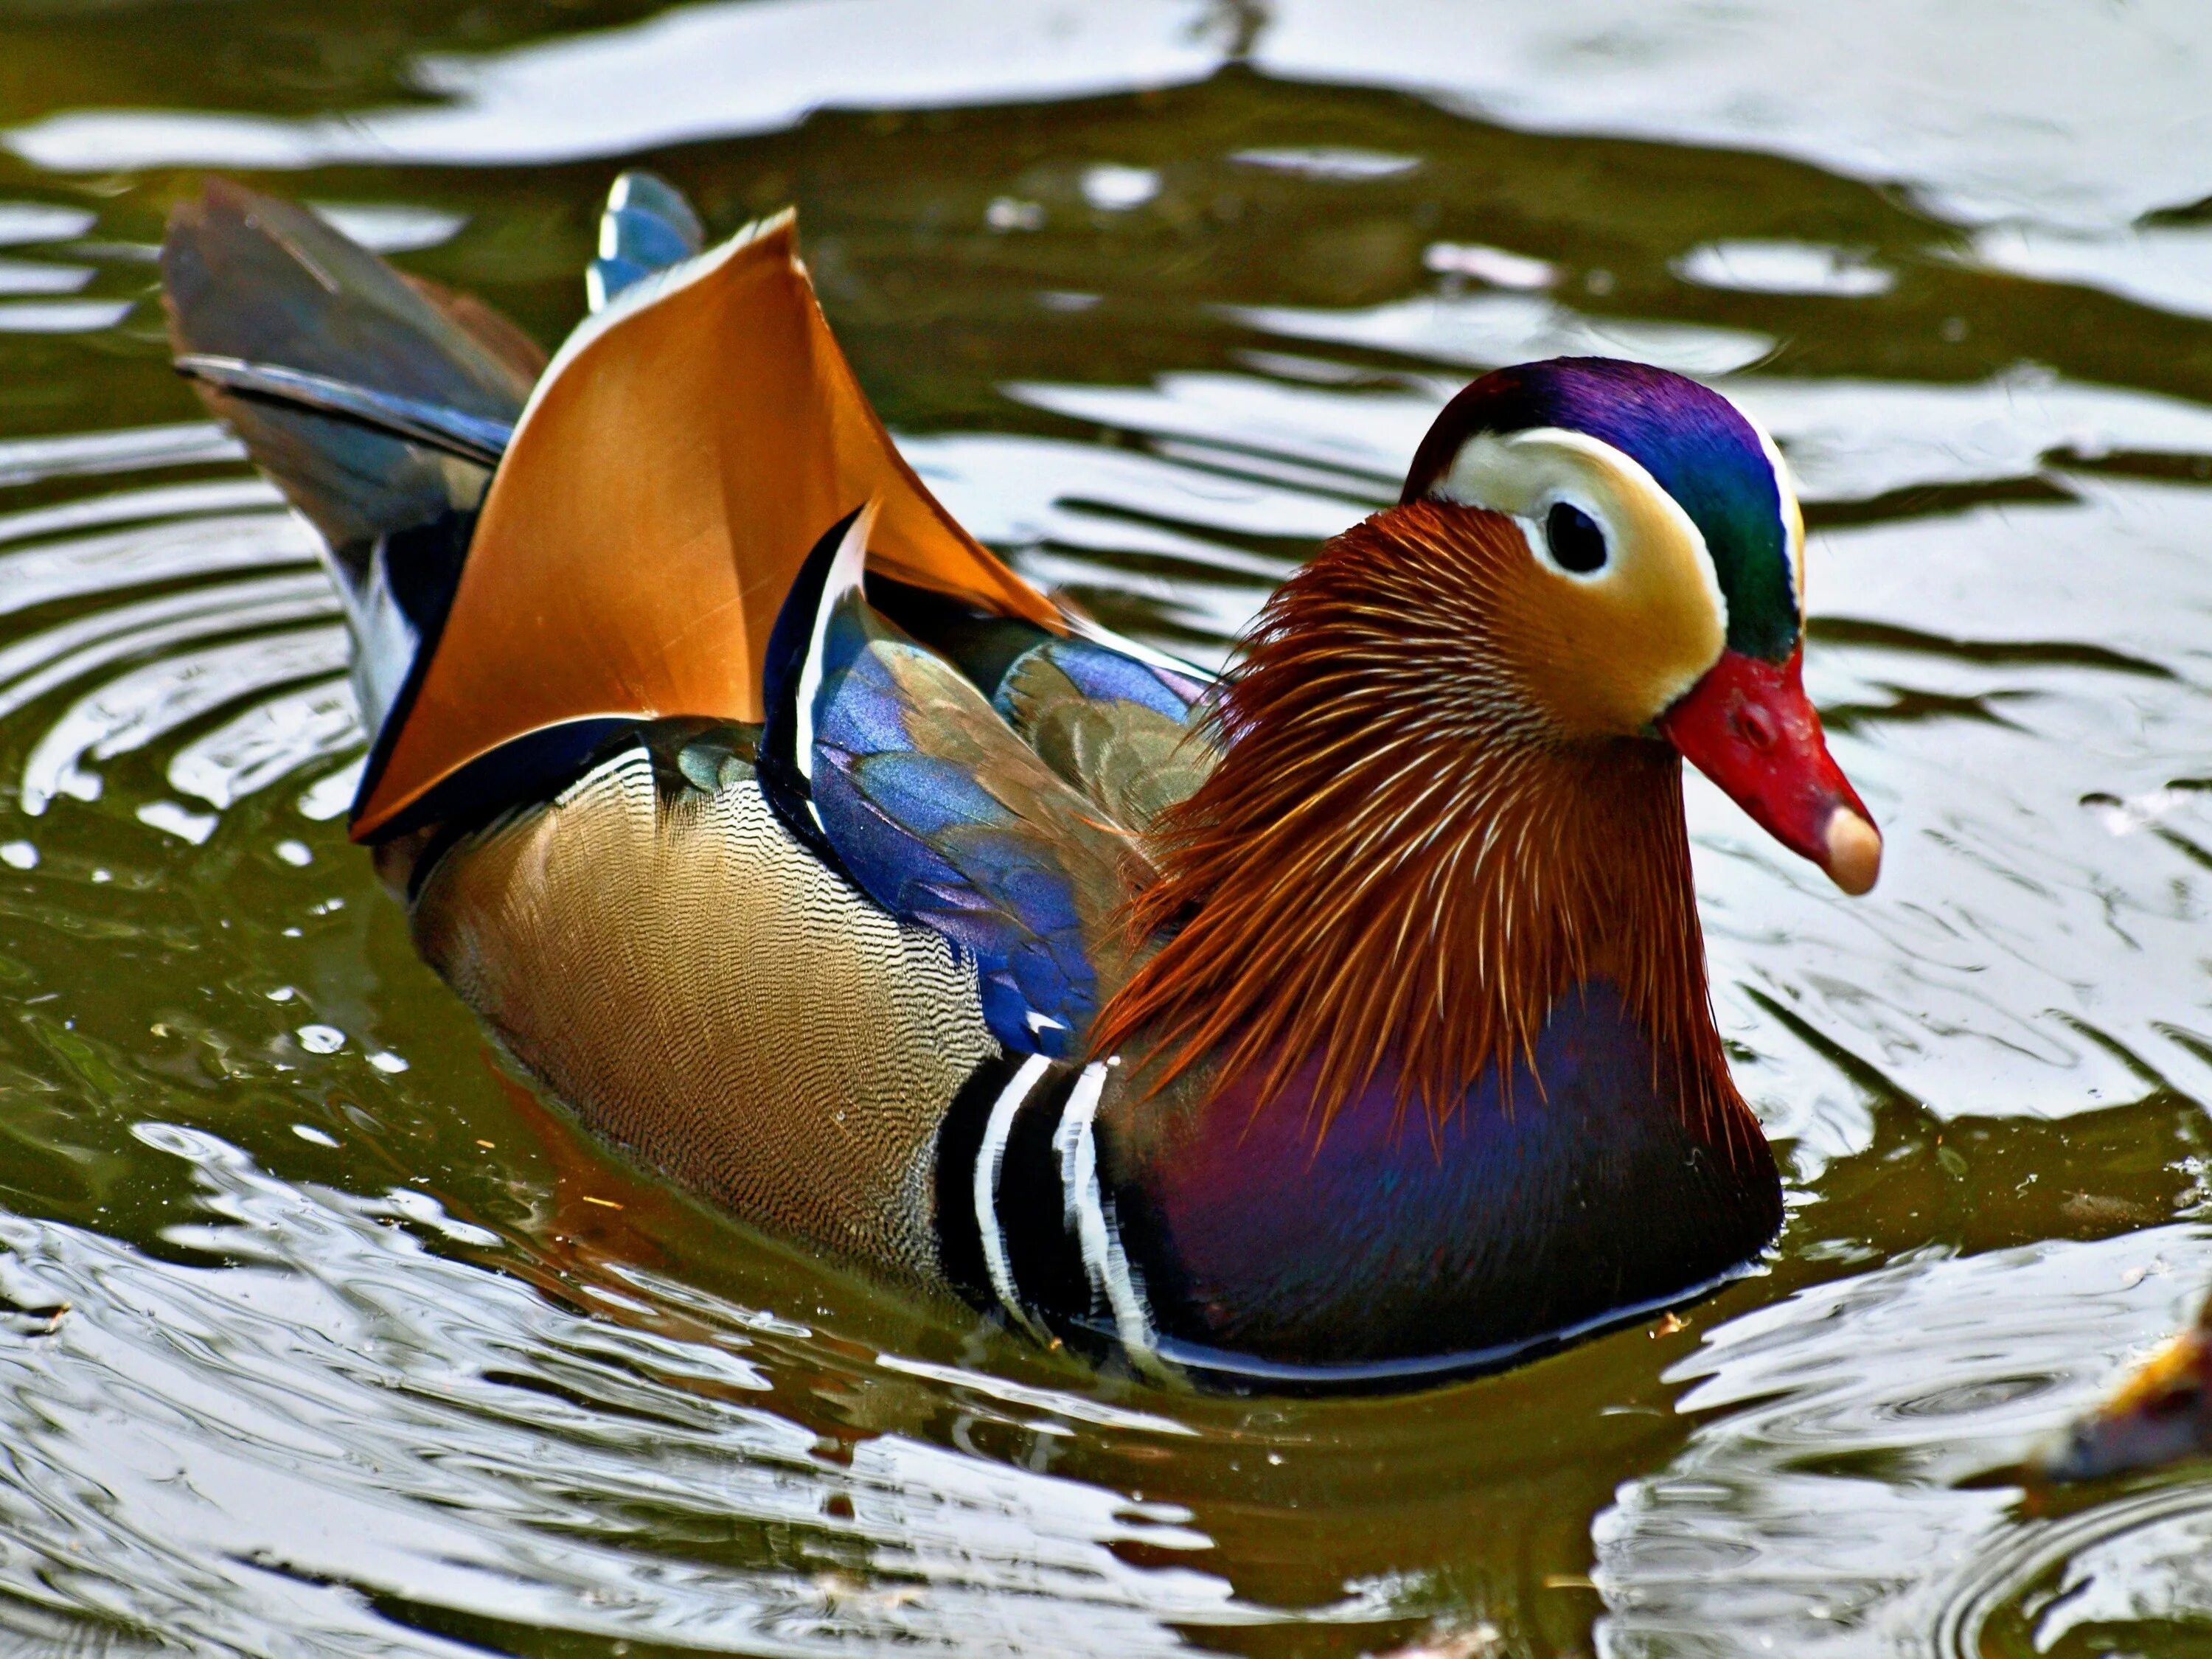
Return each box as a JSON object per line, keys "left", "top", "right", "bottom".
{"left": 0, "top": 1122, "right": 1250, "bottom": 1656}
{"left": 1599, "top": 1228, "right": 2212, "bottom": 1657}
{"left": 10, "top": 0, "right": 2211, "bottom": 232}
{"left": 0, "top": 0, "right": 2211, "bottom": 1652}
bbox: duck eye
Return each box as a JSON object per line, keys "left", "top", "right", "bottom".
{"left": 1544, "top": 501, "right": 1607, "bottom": 574}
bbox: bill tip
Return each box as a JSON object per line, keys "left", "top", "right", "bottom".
{"left": 1825, "top": 808, "right": 1882, "bottom": 896}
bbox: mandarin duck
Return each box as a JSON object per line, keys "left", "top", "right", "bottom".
{"left": 159, "top": 173, "right": 1881, "bottom": 1388}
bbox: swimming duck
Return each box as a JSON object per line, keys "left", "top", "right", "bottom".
{"left": 160, "top": 173, "right": 1881, "bottom": 1388}
{"left": 2042, "top": 1289, "right": 2212, "bottom": 1481}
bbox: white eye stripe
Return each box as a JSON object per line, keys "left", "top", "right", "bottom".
{"left": 1428, "top": 423, "right": 1729, "bottom": 732}
{"left": 1433, "top": 425, "right": 1730, "bottom": 640}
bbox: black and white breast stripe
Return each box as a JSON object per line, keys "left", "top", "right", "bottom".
{"left": 933, "top": 1051, "right": 1169, "bottom": 1378}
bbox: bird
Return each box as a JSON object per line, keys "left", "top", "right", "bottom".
{"left": 2042, "top": 1290, "right": 2212, "bottom": 1481}
{"left": 159, "top": 173, "right": 1882, "bottom": 1389}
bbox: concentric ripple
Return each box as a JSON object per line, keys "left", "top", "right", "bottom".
{"left": 1933, "top": 1484, "right": 2212, "bottom": 1658}
{"left": 0, "top": 428, "right": 357, "bottom": 835}
{"left": 1595, "top": 1228, "right": 2212, "bottom": 1658}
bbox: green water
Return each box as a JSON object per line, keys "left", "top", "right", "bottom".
{"left": 1, "top": 2, "right": 2211, "bottom": 1653}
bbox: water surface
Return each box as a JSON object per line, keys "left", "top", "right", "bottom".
{"left": 1, "top": 2, "right": 2211, "bottom": 1653}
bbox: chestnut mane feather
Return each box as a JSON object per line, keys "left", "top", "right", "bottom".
{"left": 1091, "top": 500, "right": 1752, "bottom": 1152}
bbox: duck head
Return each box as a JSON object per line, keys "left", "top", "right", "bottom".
{"left": 1098, "top": 355, "right": 1880, "bottom": 1134}
{"left": 1400, "top": 356, "right": 1879, "bottom": 895}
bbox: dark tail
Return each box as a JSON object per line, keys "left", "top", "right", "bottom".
{"left": 161, "top": 174, "right": 714, "bottom": 793}
{"left": 160, "top": 180, "right": 544, "bottom": 746}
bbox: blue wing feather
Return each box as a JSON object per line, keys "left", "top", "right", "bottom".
{"left": 757, "top": 506, "right": 1157, "bottom": 1057}
{"left": 810, "top": 628, "right": 1131, "bottom": 1057}
{"left": 587, "top": 172, "right": 706, "bottom": 312}
{"left": 994, "top": 636, "right": 1208, "bottom": 724}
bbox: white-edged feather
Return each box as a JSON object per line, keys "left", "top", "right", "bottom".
{"left": 792, "top": 500, "right": 879, "bottom": 827}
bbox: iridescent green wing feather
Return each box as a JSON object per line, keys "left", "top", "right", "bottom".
{"left": 995, "top": 637, "right": 1218, "bottom": 830}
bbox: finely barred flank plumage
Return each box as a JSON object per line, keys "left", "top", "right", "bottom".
{"left": 1097, "top": 501, "right": 1750, "bottom": 1155}
{"left": 161, "top": 171, "right": 1885, "bottom": 1390}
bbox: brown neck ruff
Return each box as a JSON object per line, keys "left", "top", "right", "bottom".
{"left": 1093, "top": 501, "right": 1752, "bottom": 1152}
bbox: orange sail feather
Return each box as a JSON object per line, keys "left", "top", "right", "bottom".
{"left": 352, "top": 210, "right": 1062, "bottom": 839}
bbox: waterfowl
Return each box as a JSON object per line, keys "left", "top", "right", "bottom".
{"left": 160, "top": 173, "right": 1882, "bottom": 1388}
{"left": 2043, "top": 1290, "right": 2212, "bottom": 1481}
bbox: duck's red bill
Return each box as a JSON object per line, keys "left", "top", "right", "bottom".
{"left": 1657, "top": 647, "right": 1881, "bottom": 895}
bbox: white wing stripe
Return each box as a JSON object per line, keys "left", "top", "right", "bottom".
{"left": 975, "top": 1052, "right": 1053, "bottom": 1343}
{"left": 1055, "top": 1059, "right": 1164, "bottom": 1374}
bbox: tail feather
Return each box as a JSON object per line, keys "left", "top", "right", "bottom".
{"left": 403, "top": 271, "right": 549, "bottom": 389}
{"left": 173, "top": 355, "right": 515, "bottom": 467}
{"left": 161, "top": 180, "right": 546, "bottom": 756}
{"left": 164, "top": 174, "right": 1068, "bottom": 844}
{"left": 161, "top": 181, "right": 535, "bottom": 554}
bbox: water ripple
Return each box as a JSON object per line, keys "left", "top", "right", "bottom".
{"left": 0, "top": 508, "right": 315, "bottom": 618}
{"left": 0, "top": 1122, "right": 1251, "bottom": 1656}
{"left": 1594, "top": 1228, "right": 2212, "bottom": 1658}
{"left": 167, "top": 676, "right": 361, "bottom": 811}
{"left": 0, "top": 422, "right": 244, "bottom": 492}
